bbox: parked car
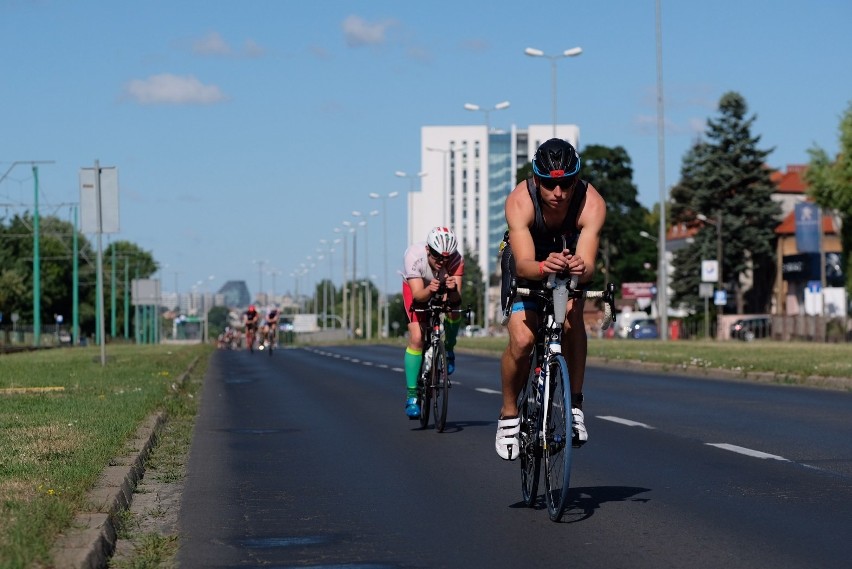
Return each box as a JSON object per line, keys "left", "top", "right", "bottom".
{"left": 463, "top": 325, "right": 485, "bottom": 337}
{"left": 730, "top": 317, "right": 771, "bottom": 341}
{"left": 628, "top": 318, "right": 659, "bottom": 339}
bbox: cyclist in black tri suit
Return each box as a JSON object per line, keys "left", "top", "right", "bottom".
{"left": 495, "top": 138, "right": 607, "bottom": 460}
{"left": 243, "top": 304, "right": 259, "bottom": 351}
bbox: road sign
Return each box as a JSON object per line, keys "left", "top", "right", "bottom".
{"left": 713, "top": 289, "right": 727, "bottom": 306}
{"left": 699, "top": 283, "right": 714, "bottom": 298}
{"left": 80, "top": 166, "right": 120, "bottom": 234}
{"left": 701, "top": 260, "right": 718, "bottom": 283}
{"left": 621, "top": 282, "right": 655, "bottom": 299}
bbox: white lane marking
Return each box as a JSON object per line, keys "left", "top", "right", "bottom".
{"left": 706, "top": 443, "right": 790, "bottom": 462}
{"left": 476, "top": 388, "right": 502, "bottom": 395}
{"left": 391, "top": 367, "right": 404, "bottom": 372}
{"left": 362, "top": 362, "right": 373, "bottom": 366}
{"left": 597, "top": 416, "right": 655, "bottom": 429}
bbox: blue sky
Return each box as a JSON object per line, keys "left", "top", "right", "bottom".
{"left": 2, "top": 0, "right": 850, "bottom": 302}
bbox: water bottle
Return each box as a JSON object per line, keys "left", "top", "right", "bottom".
{"left": 423, "top": 346, "right": 433, "bottom": 374}
{"left": 550, "top": 275, "right": 569, "bottom": 324}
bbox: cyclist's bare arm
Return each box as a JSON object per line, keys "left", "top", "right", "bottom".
{"left": 505, "top": 183, "right": 550, "bottom": 280}
{"left": 407, "top": 277, "right": 434, "bottom": 304}
{"left": 572, "top": 183, "right": 606, "bottom": 284}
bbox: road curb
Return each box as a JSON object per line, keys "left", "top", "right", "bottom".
{"left": 587, "top": 356, "right": 852, "bottom": 391}
{"left": 49, "top": 357, "right": 198, "bottom": 569}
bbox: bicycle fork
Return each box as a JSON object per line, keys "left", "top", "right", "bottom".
{"left": 540, "top": 315, "right": 563, "bottom": 453}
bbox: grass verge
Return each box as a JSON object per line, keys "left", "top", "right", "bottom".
{"left": 0, "top": 343, "right": 212, "bottom": 569}
{"left": 454, "top": 336, "right": 852, "bottom": 382}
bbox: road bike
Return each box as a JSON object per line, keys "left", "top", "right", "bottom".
{"left": 245, "top": 325, "right": 257, "bottom": 353}
{"left": 410, "top": 293, "right": 470, "bottom": 432}
{"left": 507, "top": 274, "right": 615, "bottom": 521}
{"left": 259, "top": 323, "right": 277, "bottom": 356}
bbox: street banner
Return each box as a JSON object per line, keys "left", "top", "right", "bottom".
{"left": 794, "top": 202, "right": 820, "bottom": 253}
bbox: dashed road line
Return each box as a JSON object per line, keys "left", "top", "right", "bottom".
{"left": 597, "top": 415, "right": 655, "bottom": 429}
{"left": 706, "top": 443, "right": 790, "bottom": 462}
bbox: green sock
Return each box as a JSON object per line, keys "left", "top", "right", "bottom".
{"left": 444, "top": 316, "right": 461, "bottom": 351}
{"left": 404, "top": 347, "right": 422, "bottom": 397}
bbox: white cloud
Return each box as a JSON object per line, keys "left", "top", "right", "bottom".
{"left": 243, "top": 39, "right": 266, "bottom": 58}
{"left": 633, "top": 114, "right": 706, "bottom": 137}
{"left": 124, "top": 74, "right": 227, "bottom": 105}
{"left": 193, "top": 31, "right": 232, "bottom": 56}
{"left": 189, "top": 32, "right": 265, "bottom": 58}
{"left": 342, "top": 15, "right": 397, "bottom": 47}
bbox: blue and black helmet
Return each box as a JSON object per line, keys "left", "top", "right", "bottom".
{"left": 532, "top": 138, "right": 581, "bottom": 180}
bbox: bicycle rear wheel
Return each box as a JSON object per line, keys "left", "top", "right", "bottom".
{"left": 519, "top": 353, "right": 541, "bottom": 507}
{"left": 431, "top": 340, "right": 449, "bottom": 432}
{"left": 543, "top": 354, "right": 573, "bottom": 521}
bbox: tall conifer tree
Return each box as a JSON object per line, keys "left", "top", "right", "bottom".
{"left": 670, "top": 92, "right": 780, "bottom": 314}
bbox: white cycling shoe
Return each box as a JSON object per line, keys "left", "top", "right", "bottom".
{"left": 572, "top": 408, "right": 588, "bottom": 447}
{"left": 495, "top": 416, "right": 521, "bottom": 461}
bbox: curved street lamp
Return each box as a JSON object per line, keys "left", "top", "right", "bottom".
{"left": 524, "top": 46, "right": 582, "bottom": 136}
{"left": 463, "top": 101, "right": 510, "bottom": 132}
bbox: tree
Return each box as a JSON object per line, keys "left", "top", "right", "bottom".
{"left": 104, "top": 240, "right": 157, "bottom": 337}
{"left": 0, "top": 212, "right": 98, "bottom": 331}
{"left": 580, "top": 144, "right": 655, "bottom": 291}
{"left": 806, "top": 100, "right": 852, "bottom": 295}
{"left": 207, "top": 305, "right": 231, "bottom": 338}
{"left": 461, "top": 247, "right": 484, "bottom": 327}
{"left": 669, "top": 91, "right": 780, "bottom": 314}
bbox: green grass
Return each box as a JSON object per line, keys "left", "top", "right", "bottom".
{"left": 454, "top": 336, "right": 852, "bottom": 382}
{"left": 0, "top": 343, "right": 211, "bottom": 569}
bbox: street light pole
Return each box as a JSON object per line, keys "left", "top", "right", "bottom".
{"left": 654, "top": 0, "right": 669, "bottom": 341}
{"left": 252, "top": 259, "right": 267, "bottom": 304}
{"left": 463, "top": 101, "right": 510, "bottom": 133}
{"left": 369, "top": 191, "right": 399, "bottom": 338}
{"left": 524, "top": 47, "right": 583, "bottom": 137}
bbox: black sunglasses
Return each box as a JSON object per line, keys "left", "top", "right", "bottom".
{"left": 428, "top": 247, "right": 446, "bottom": 261}
{"left": 539, "top": 176, "right": 576, "bottom": 191}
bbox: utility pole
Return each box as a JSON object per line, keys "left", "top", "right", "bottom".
{"left": 0, "top": 160, "right": 54, "bottom": 347}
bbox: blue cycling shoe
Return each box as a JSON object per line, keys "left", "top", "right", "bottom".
{"left": 405, "top": 397, "right": 421, "bottom": 419}
{"left": 446, "top": 351, "right": 456, "bottom": 375}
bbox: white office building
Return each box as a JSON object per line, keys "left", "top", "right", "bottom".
{"left": 411, "top": 123, "right": 580, "bottom": 329}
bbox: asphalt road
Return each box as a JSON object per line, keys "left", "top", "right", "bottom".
{"left": 177, "top": 344, "right": 852, "bottom": 569}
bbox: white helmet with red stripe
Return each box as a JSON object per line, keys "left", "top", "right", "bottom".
{"left": 426, "top": 226, "right": 458, "bottom": 257}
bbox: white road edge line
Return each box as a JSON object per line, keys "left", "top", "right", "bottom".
{"left": 706, "top": 443, "right": 790, "bottom": 462}
{"left": 475, "top": 388, "right": 502, "bottom": 395}
{"left": 597, "top": 416, "right": 655, "bottom": 429}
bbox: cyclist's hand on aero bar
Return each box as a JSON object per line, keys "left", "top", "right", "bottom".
{"left": 427, "top": 278, "right": 445, "bottom": 296}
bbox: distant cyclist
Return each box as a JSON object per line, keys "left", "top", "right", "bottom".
{"left": 263, "top": 306, "right": 280, "bottom": 345}
{"left": 243, "top": 304, "right": 259, "bottom": 351}
{"left": 496, "top": 138, "right": 606, "bottom": 459}
{"left": 401, "top": 227, "right": 465, "bottom": 419}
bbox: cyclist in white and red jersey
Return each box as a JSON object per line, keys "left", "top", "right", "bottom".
{"left": 401, "top": 227, "right": 465, "bottom": 419}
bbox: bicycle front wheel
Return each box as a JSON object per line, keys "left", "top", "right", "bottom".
{"left": 431, "top": 340, "right": 449, "bottom": 432}
{"left": 519, "top": 352, "right": 541, "bottom": 507}
{"left": 543, "top": 354, "right": 573, "bottom": 521}
{"left": 418, "top": 356, "right": 431, "bottom": 430}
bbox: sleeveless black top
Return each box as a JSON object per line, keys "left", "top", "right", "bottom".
{"left": 525, "top": 177, "right": 588, "bottom": 260}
